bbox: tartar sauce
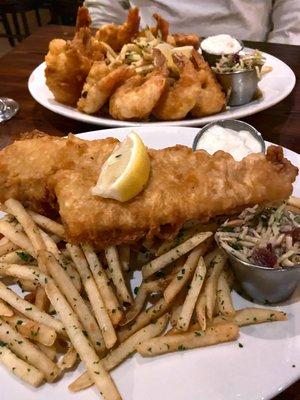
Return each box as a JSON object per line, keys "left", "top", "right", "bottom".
{"left": 201, "top": 34, "right": 242, "bottom": 55}
{"left": 196, "top": 125, "right": 262, "bottom": 161}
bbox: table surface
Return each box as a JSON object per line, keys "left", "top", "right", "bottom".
{"left": 0, "top": 25, "right": 299, "bottom": 400}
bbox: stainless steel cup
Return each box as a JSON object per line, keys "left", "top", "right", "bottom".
{"left": 216, "top": 69, "right": 259, "bottom": 106}
{"left": 217, "top": 240, "right": 300, "bottom": 304}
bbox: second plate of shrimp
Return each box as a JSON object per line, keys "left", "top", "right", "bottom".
{"left": 28, "top": 6, "right": 295, "bottom": 126}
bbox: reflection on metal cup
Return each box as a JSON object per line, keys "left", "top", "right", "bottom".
{"left": 216, "top": 69, "right": 259, "bottom": 107}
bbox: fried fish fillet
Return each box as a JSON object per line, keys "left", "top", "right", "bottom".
{"left": 0, "top": 132, "right": 118, "bottom": 213}
{"left": 0, "top": 134, "right": 297, "bottom": 249}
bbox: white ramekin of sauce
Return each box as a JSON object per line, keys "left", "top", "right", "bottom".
{"left": 200, "top": 34, "right": 243, "bottom": 66}
{"left": 192, "top": 119, "right": 265, "bottom": 161}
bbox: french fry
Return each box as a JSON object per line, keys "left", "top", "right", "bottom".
{"left": 0, "top": 344, "right": 44, "bottom": 387}
{"left": 0, "top": 262, "right": 38, "bottom": 276}
{"left": 0, "top": 317, "right": 60, "bottom": 382}
{"left": 104, "top": 245, "right": 133, "bottom": 305}
{"left": 204, "top": 250, "right": 227, "bottom": 319}
{"left": 4, "top": 201, "right": 51, "bottom": 311}
{"left": 0, "top": 250, "right": 35, "bottom": 265}
{"left": 5, "top": 199, "right": 46, "bottom": 256}
{"left": 213, "top": 307, "right": 287, "bottom": 326}
{"left": 27, "top": 210, "right": 65, "bottom": 238}
{"left": 0, "top": 299, "right": 14, "bottom": 317}
{"left": 39, "top": 230, "right": 81, "bottom": 292}
{"left": 0, "top": 221, "right": 34, "bottom": 256}
{"left": 0, "top": 278, "right": 64, "bottom": 334}
{"left": 142, "top": 232, "right": 212, "bottom": 279}
{"left": 39, "top": 229, "right": 60, "bottom": 258}
{"left": 69, "top": 314, "right": 169, "bottom": 392}
{"left": 118, "top": 298, "right": 170, "bottom": 342}
{"left": 58, "top": 346, "right": 78, "bottom": 371}
{"left": 39, "top": 250, "right": 105, "bottom": 354}
{"left": 164, "top": 244, "right": 208, "bottom": 304}
{"left": 4, "top": 314, "right": 57, "bottom": 346}
{"left": 66, "top": 244, "right": 117, "bottom": 349}
{"left": 37, "top": 343, "right": 57, "bottom": 361}
{"left": 33, "top": 286, "right": 49, "bottom": 312}
{"left": 0, "top": 236, "right": 10, "bottom": 245}
{"left": 195, "top": 291, "right": 207, "bottom": 331}
{"left": 82, "top": 243, "right": 123, "bottom": 326}
{"left": 2, "top": 201, "right": 49, "bottom": 310}
{"left": 44, "top": 279, "right": 121, "bottom": 400}
{"left": 122, "top": 278, "right": 169, "bottom": 326}
{"left": 18, "top": 279, "right": 38, "bottom": 292}
{"left": 176, "top": 256, "right": 207, "bottom": 331}
{"left": 136, "top": 322, "right": 239, "bottom": 356}
{"left": 0, "top": 240, "right": 19, "bottom": 257}
{"left": 118, "top": 244, "right": 130, "bottom": 271}
{"left": 216, "top": 271, "right": 235, "bottom": 317}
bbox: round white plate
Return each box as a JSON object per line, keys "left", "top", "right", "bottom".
{"left": 28, "top": 49, "right": 295, "bottom": 127}
{"left": 2, "top": 127, "right": 300, "bottom": 400}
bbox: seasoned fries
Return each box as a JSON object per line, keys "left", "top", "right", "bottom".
{"left": 4, "top": 199, "right": 45, "bottom": 256}
{"left": 137, "top": 322, "right": 239, "bottom": 356}
{"left": 57, "top": 345, "right": 78, "bottom": 371}
{"left": 0, "top": 317, "right": 60, "bottom": 382}
{"left": 4, "top": 314, "right": 57, "bottom": 346}
{"left": 40, "top": 251, "right": 105, "bottom": 354}
{"left": 203, "top": 250, "right": 227, "bottom": 319}
{"left": 0, "top": 280, "right": 64, "bottom": 334}
{"left": 0, "top": 198, "right": 292, "bottom": 398}
{"left": 45, "top": 279, "right": 121, "bottom": 399}
{"left": 142, "top": 231, "right": 212, "bottom": 279}
{"left": 213, "top": 307, "right": 287, "bottom": 326}
{"left": 216, "top": 271, "right": 235, "bottom": 317}
{"left": 105, "top": 246, "right": 133, "bottom": 305}
{"left": 0, "top": 221, "right": 34, "bottom": 256}
{"left": 69, "top": 314, "right": 169, "bottom": 392}
{"left": 176, "top": 256, "right": 206, "bottom": 331}
{"left": 67, "top": 244, "right": 117, "bottom": 349}
{"left": 27, "top": 210, "right": 65, "bottom": 238}
{"left": 82, "top": 243, "right": 123, "bottom": 325}
{"left": 0, "top": 299, "right": 13, "bottom": 317}
{"left": 0, "top": 344, "right": 44, "bottom": 387}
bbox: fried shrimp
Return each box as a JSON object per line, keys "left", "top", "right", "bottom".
{"left": 172, "top": 33, "right": 201, "bottom": 49}
{"left": 191, "top": 50, "right": 226, "bottom": 117}
{"left": 77, "top": 62, "right": 134, "bottom": 114}
{"left": 151, "top": 13, "right": 169, "bottom": 41}
{"left": 95, "top": 7, "right": 140, "bottom": 52}
{"left": 153, "top": 55, "right": 201, "bottom": 120}
{"left": 109, "top": 68, "right": 167, "bottom": 120}
{"left": 45, "top": 26, "right": 105, "bottom": 106}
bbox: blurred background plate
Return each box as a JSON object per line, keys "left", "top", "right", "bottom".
{"left": 28, "top": 49, "right": 295, "bottom": 127}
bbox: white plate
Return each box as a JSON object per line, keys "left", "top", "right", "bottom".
{"left": 28, "top": 49, "right": 295, "bottom": 127}
{"left": 2, "top": 127, "right": 300, "bottom": 400}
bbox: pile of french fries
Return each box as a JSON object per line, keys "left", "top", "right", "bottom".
{"left": 0, "top": 198, "right": 288, "bottom": 399}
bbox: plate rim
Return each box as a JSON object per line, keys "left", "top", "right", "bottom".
{"left": 28, "top": 48, "right": 296, "bottom": 127}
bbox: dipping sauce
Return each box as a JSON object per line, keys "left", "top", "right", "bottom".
{"left": 201, "top": 34, "right": 242, "bottom": 55}
{"left": 196, "top": 125, "right": 262, "bottom": 161}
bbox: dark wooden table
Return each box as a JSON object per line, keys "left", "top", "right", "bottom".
{"left": 0, "top": 25, "right": 299, "bottom": 399}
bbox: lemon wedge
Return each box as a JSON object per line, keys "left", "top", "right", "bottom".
{"left": 91, "top": 132, "right": 151, "bottom": 202}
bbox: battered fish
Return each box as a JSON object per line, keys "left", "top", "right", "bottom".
{"left": 0, "top": 134, "right": 297, "bottom": 249}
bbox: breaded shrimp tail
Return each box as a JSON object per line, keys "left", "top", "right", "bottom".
{"left": 76, "top": 6, "right": 91, "bottom": 31}
{"left": 95, "top": 7, "right": 140, "bottom": 52}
